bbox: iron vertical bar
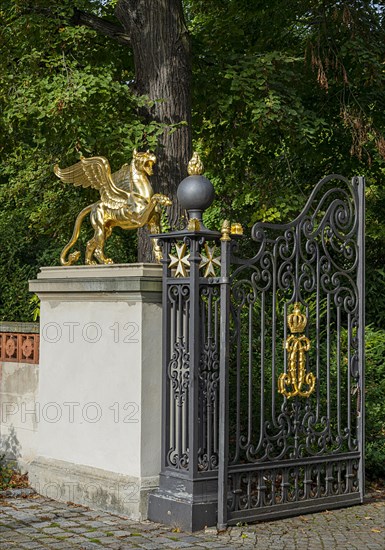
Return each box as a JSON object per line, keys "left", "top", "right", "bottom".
{"left": 316, "top": 243, "right": 320, "bottom": 420}
{"left": 188, "top": 236, "right": 201, "bottom": 479}
{"left": 271, "top": 252, "right": 277, "bottom": 426}
{"left": 260, "top": 292, "right": 265, "bottom": 450}
{"left": 218, "top": 237, "right": 231, "bottom": 530}
{"left": 283, "top": 302, "right": 288, "bottom": 374}
{"left": 206, "top": 289, "right": 212, "bottom": 469}
{"left": 295, "top": 225, "right": 300, "bottom": 302}
{"left": 200, "top": 294, "right": 207, "bottom": 467}
{"left": 169, "top": 281, "right": 176, "bottom": 464}
{"left": 214, "top": 297, "right": 219, "bottom": 457}
{"left": 337, "top": 463, "right": 342, "bottom": 494}
{"left": 248, "top": 300, "right": 253, "bottom": 447}
{"left": 234, "top": 305, "right": 241, "bottom": 464}
{"left": 177, "top": 288, "right": 183, "bottom": 463}
{"left": 327, "top": 293, "right": 331, "bottom": 422}
{"left": 184, "top": 298, "right": 190, "bottom": 459}
{"left": 337, "top": 305, "right": 341, "bottom": 438}
{"left": 347, "top": 313, "right": 352, "bottom": 448}
{"left": 161, "top": 240, "right": 171, "bottom": 472}
{"left": 357, "top": 176, "right": 366, "bottom": 500}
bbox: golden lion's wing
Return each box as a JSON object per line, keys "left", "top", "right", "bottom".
{"left": 54, "top": 156, "right": 112, "bottom": 189}
{"left": 111, "top": 163, "right": 132, "bottom": 194}
{"left": 54, "top": 156, "right": 131, "bottom": 209}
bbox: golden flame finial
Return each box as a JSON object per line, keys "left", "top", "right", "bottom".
{"left": 221, "top": 219, "right": 231, "bottom": 241}
{"left": 187, "top": 152, "right": 204, "bottom": 176}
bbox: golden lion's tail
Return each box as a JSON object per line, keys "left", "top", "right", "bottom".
{"left": 60, "top": 204, "right": 93, "bottom": 266}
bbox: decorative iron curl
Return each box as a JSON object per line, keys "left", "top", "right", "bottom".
{"left": 278, "top": 261, "right": 295, "bottom": 294}
{"left": 232, "top": 278, "right": 257, "bottom": 307}
{"left": 167, "top": 284, "right": 190, "bottom": 301}
{"left": 168, "top": 340, "right": 190, "bottom": 406}
{"left": 168, "top": 450, "right": 189, "bottom": 469}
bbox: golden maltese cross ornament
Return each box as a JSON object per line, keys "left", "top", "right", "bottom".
{"left": 169, "top": 243, "right": 191, "bottom": 277}
{"left": 200, "top": 243, "right": 221, "bottom": 278}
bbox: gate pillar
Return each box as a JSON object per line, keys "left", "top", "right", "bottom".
{"left": 147, "top": 155, "right": 222, "bottom": 531}
{"left": 28, "top": 264, "right": 163, "bottom": 519}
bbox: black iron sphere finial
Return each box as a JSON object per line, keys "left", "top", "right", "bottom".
{"left": 177, "top": 152, "right": 215, "bottom": 227}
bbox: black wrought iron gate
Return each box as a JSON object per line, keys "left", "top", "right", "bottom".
{"left": 148, "top": 173, "right": 365, "bottom": 532}
{"left": 218, "top": 175, "right": 365, "bottom": 527}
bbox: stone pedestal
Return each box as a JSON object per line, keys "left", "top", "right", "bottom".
{"left": 28, "top": 264, "right": 162, "bottom": 519}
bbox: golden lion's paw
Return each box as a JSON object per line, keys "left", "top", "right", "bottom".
{"left": 153, "top": 194, "right": 172, "bottom": 206}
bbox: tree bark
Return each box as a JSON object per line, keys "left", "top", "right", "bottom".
{"left": 115, "top": 0, "right": 192, "bottom": 261}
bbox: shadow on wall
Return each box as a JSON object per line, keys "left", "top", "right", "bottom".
{"left": 0, "top": 425, "right": 22, "bottom": 463}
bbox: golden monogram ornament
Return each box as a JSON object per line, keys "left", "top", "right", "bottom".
{"left": 54, "top": 150, "right": 171, "bottom": 265}
{"left": 278, "top": 303, "right": 316, "bottom": 399}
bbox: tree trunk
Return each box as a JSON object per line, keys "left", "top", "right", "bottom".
{"left": 115, "top": 0, "right": 192, "bottom": 262}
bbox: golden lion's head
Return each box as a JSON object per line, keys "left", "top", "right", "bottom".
{"left": 133, "top": 149, "right": 156, "bottom": 176}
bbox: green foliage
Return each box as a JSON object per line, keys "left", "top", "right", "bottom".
{"left": 0, "top": 454, "right": 14, "bottom": 490}
{"left": 191, "top": 1, "right": 385, "bottom": 224}
{"left": 365, "top": 326, "right": 385, "bottom": 479}
{"left": 29, "top": 294, "right": 40, "bottom": 321}
{"left": 0, "top": 0, "right": 164, "bottom": 320}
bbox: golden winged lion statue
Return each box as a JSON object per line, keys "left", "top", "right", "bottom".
{"left": 54, "top": 150, "right": 171, "bottom": 266}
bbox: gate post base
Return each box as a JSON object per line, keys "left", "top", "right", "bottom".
{"left": 28, "top": 264, "right": 163, "bottom": 520}
{"left": 148, "top": 473, "right": 218, "bottom": 531}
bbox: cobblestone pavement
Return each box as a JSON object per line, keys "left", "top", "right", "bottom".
{"left": 0, "top": 494, "right": 384, "bottom": 550}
